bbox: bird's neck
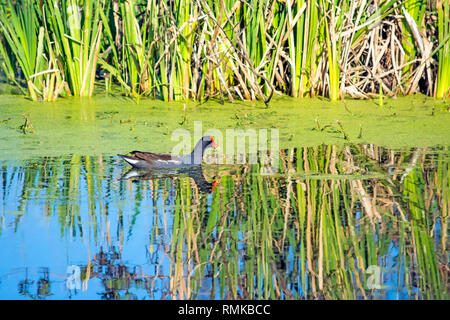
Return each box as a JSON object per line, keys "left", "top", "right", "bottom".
{"left": 189, "top": 140, "right": 206, "bottom": 164}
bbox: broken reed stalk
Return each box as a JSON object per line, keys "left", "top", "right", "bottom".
{"left": 336, "top": 120, "right": 350, "bottom": 140}
{"left": 19, "top": 114, "right": 34, "bottom": 134}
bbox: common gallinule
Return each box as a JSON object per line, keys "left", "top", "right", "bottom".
{"left": 118, "top": 136, "right": 218, "bottom": 170}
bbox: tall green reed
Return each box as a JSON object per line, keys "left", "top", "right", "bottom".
{"left": 43, "top": 0, "right": 103, "bottom": 97}
{"left": 0, "top": 0, "right": 65, "bottom": 100}
{"left": 436, "top": 0, "right": 450, "bottom": 98}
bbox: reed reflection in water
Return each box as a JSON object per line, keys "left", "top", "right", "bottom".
{"left": 0, "top": 144, "right": 448, "bottom": 300}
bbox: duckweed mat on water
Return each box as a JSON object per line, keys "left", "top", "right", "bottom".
{"left": 0, "top": 94, "right": 449, "bottom": 160}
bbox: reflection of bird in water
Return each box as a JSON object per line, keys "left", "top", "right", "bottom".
{"left": 120, "top": 166, "right": 219, "bottom": 194}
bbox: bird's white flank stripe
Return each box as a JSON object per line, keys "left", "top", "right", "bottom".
{"left": 156, "top": 159, "right": 181, "bottom": 164}
{"left": 124, "top": 157, "right": 139, "bottom": 165}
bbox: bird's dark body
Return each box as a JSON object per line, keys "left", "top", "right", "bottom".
{"left": 118, "top": 136, "right": 217, "bottom": 170}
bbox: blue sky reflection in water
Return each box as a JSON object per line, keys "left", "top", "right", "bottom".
{"left": 0, "top": 145, "right": 448, "bottom": 300}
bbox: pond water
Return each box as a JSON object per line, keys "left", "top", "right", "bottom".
{"left": 0, "top": 145, "right": 448, "bottom": 300}
{"left": 0, "top": 95, "right": 448, "bottom": 300}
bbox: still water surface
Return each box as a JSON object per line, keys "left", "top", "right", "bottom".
{"left": 0, "top": 145, "right": 448, "bottom": 299}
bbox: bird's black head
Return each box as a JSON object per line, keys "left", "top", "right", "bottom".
{"left": 201, "top": 136, "right": 218, "bottom": 151}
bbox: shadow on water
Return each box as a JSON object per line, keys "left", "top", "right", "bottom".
{"left": 0, "top": 144, "right": 448, "bottom": 300}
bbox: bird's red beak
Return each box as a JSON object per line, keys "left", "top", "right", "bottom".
{"left": 211, "top": 180, "right": 219, "bottom": 193}
{"left": 211, "top": 136, "right": 218, "bottom": 149}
